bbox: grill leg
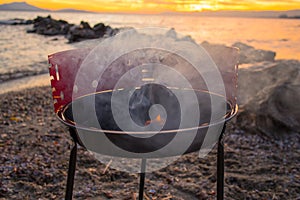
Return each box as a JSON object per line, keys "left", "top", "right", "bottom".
{"left": 217, "top": 124, "right": 226, "bottom": 200}
{"left": 138, "top": 158, "right": 147, "bottom": 200}
{"left": 65, "top": 130, "right": 78, "bottom": 200}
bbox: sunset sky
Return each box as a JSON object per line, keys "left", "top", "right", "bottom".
{"left": 2, "top": 0, "right": 300, "bottom": 13}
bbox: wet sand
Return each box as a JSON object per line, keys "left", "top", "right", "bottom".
{"left": 0, "top": 74, "right": 50, "bottom": 95}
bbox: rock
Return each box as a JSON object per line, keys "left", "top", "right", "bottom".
{"left": 93, "top": 22, "right": 106, "bottom": 37}
{"left": 26, "top": 28, "right": 36, "bottom": 33}
{"left": 232, "top": 42, "right": 276, "bottom": 64}
{"left": 66, "top": 22, "right": 98, "bottom": 43}
{"left": 4, "top": 15, "right": 121, "bottom": 43}
{"left": 0, "top": 18, "right": 33, "bottom": 25}
{"left": 79, "top": 21, "right": 91, "bottom": 29}
{"left": 237, "top": 60, "right": 300, "bottom": 137}
{"left": 103, "top": 191, "right": 113, "bottom": 198}
{"left": 26, "top": 15, "right": 71, "bottom": 36}
{"left": 238, "top": 60, "right": 300, "bottom": 106}
{"left": 104, "top": 25, "right": 116, "bottom": 37}
{"left": 256, "top": 84, "right": 300, "bottom": 137}
{"left": 67, "top": 21, "right": 119, "bottom": 43}
{"left": 202, "top": 41, "right": 276, "bottom": 64}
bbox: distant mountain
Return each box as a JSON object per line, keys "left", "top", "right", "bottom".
{"left": 55, "top": 9, "right": 92, "bottom": 13}
{"left": 1, "top": 2, "right": 300, "bottom": 18}
{"left": 0, "top": 2, "right": 93, "bottom": 13}
{"left": 0, "top": 2, "right": 48, "bottom": 12}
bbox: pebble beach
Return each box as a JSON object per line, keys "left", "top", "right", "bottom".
{"left": 0, "top": 86, "right": 299, "bottom": 199}
{"left": 1, "top": 13, "right": 300, "bottom": 200}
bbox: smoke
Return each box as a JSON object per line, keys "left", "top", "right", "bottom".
{"left": 66, "top": 27, "right": 238, "bottom": 173}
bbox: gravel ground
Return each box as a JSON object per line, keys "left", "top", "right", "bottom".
{"left": 0, "top": 86, "right": 299, "bottom": 200}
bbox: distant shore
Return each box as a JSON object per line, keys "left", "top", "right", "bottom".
{"left": 1, "top": 2, "right": 300, "bottom": 19}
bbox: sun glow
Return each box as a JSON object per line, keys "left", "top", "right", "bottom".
{"left": 1, "top": 0, "right": 300, "bottom": 13}
{"left": 190, "top": 3, "right": 215, "bottom": 11}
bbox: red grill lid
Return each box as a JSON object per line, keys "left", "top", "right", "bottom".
{"left": 48, "top": 34, "right": 238, "bottom": 114}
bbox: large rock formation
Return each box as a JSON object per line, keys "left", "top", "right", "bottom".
{"left": 237, "top": 60, "right": 300, "bottom": 138}
{"left": 0, "top": 18, "right": 33, "bottom": 25}
{"left": 202, "top": 41, "right": 276, "bottom": 64}
{"left": 26, "top": 15, "right": 119, "bottom": 43}
{"left": 66, "top": 21, "right": 118, "bottom": 43}
{"left": 232, "top": 42, "right": 276, "bottom": 64}
{"left": 202, "top": 41, "right": 299, "bottom": 137}
{"left": 27, "top": 15, "right": 71, "bottom": 35}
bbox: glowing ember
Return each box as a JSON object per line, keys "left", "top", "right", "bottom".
{"left": 145, "top": 114, "right": 165, "bottom": 126}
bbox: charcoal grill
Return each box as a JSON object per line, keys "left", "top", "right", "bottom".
{"left": 48, "top": 38, "right": 238, "bottom": 200}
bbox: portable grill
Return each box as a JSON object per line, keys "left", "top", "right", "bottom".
{"left": 48, "top": 36, "right": 239, "bottom": 200}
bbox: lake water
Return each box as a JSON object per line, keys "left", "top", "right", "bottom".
{"left": 0, "top": 11, "right": 299, "bottom": 89}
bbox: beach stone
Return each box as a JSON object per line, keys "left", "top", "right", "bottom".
{"left": 3, "top": 15, "right": 121, "bottom": 43}
{"left": 93, "top": 22, "right": 106, "bottom": 36}
{"left": 237, "top": 60, "right": 300, "bottom": 137}
{"left": 26, "top": 15, "right": 71, "bottom": 36}
{"left": 232, "top": 42, "right": 276, "bottom": 64}
{"left": 79, "top": 21, "right": 91, "bottom": 29}
{"left": 66, "top": 21, "right": 118, "bottom": 43}
{"left": 201, "top": 41, "right": 275, "bottom": 64}
{"left": 67, "top": 22, "right": 98, "bottom": 43}
{"left": 104, "top": 25, "right": 118, "bottom": 37}
{"left": 256, "top": 84, "right": 300, "bottom": 137}
{"left": 238, "top": 60, "right": 300, "bottom": 106}
{"left": 0, "top": 18, "right": 33, "bottom": 25}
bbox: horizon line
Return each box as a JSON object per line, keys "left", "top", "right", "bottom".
{"left": 1, "top": 2, "right": 300, "bottom": 14}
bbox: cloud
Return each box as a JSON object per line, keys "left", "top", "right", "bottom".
{"left": 143, "top": 0, "right": 215, "bottom": 5}
{"left": 24, "top": 0, "right": 300, "bottom": 12}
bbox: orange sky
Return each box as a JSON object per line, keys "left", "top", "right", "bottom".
{"left": 2, "top": 0, "right": 300, "bottom": 13}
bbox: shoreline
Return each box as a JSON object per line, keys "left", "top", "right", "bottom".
{"left": 0, "top": 37, "right": 290, "bottom": 94}
{"left": 0, "top": 73, "right": 50, "bottom": 95}
{"left": 1, "top": 58, "right": 300, "bottom": 95}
